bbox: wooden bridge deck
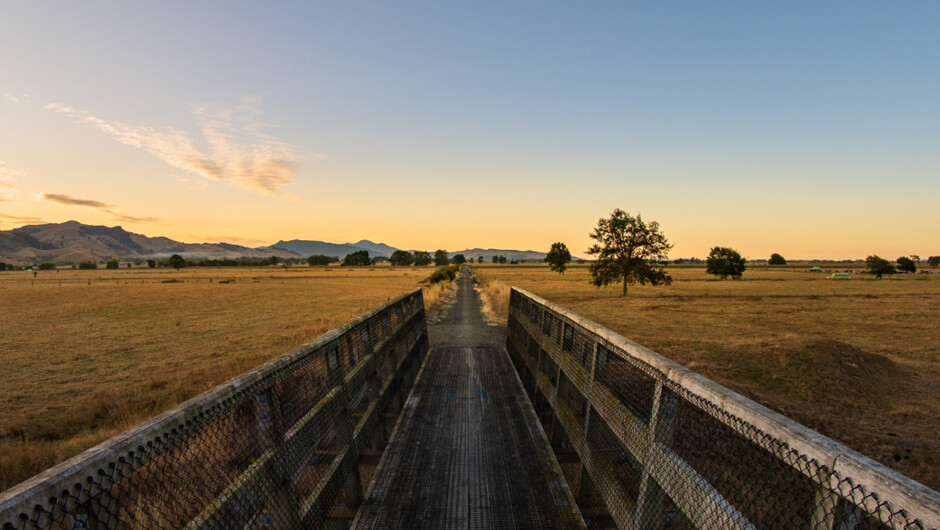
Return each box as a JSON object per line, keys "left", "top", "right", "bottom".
{"left": 352, "top": 270, "right": 583, "bottom": 529}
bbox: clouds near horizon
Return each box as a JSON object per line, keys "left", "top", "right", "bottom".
{"left": 39, "top": 193, "right": 159, "bottom": 224}
{"left": 43, "top": 101, "right": 300, "bottom": 196}
{"left": 0, "top": 162, "right": 22, "bottom": 202}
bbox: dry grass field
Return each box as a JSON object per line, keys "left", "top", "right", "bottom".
{"left": 474, "top": 263, "right": 940, "bottom": 490}
{"left": 0, "top": 265, "right": 435, "bottom": 491}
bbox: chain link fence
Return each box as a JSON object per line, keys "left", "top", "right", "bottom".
{"left": 506, "top": 287, "right": 939, "bottom": 530}
{"left": 0, "top": 288, "right": 428, "bottom": 530}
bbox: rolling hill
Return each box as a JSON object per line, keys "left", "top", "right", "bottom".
{"left": 0, "top": 221, "right": 298, "bottom": 264}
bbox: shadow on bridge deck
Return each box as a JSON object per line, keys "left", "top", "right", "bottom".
{"left": 353, "top": 269, "right": 584, "bottom": 529}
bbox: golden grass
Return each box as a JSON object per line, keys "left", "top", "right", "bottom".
{"left": 471, "top": 269, "right": 511, "bottom": 324}
{"left": 476, "top": 263, "right": 940, "bottom": 490}
{"left": 422, "top": 278, "right": 457, "bottom": 310}
{"left": 0, "top": 265, "right": 430, "bottom": 491}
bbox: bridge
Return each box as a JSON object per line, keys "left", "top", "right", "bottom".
{"left": 1, "top": 268, "right": 938, "bottom": 529}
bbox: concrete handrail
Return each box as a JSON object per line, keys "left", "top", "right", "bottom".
{"left": 1, "top": 288, "right": 428, "bottom": 529}
{"left": 508, "top": 287, "right": 939, "bottom": 530}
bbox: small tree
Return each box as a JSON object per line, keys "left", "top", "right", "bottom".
{"left": 0, "top": 262, "right": 7, "bottom": 271}
{"left": 106, "top": 259, "right": 119, "bottom": 269}
{"left": 896, "top": 256, "right": 916, "bottom": 273}
{"left": 342, "top": 250, "right": 371, "bottom": 266}
{"left": 147, "top": 259, "right": 156, "bottom": 268}
{"left": 768, "top": 253, "right": 787, "bottom": 265}
{"left": 390, "top": 250, "right": 414, "bottom": 266}
{"left": 78, "top": 261, "right": 98, "bottom": 270}
{"left": 498, "top": 256, "right": 507, "bottom": 264}
{"left": 491, "top": 255, "right": 498, "bottom": 264}
{"left": 307, "top": 254, "right": 334, "bottom": 266}
{"left": 546, "top": 242, "right": 572, "bottom": 274}
{"left": 865, "top": 255, "right": 896, "bottom": 278}
{"left": 434, "top": 249, "right": 449, "bottom": 266}
{"left": 413, "top": 251, "right": 432, "bottom": 266}
{"left": 169, "top": 254, "right": 185, "bottom": 270}
{"left": 586, "top": 209, "right": 673, "bottom": 296}
{"left": 477, "top": 256, "right": 484, "bottom": 263}
{"left": 706, "top": 247, "right": 746, "bottom": 280}
{"left": 37, "top": 262, "right": 57, "bottom": 270}
{"left": 929, "top": 256, "right": 940, "bottom": 267}
{"left": 452, "top": 254, "right": 466, "bottom": 265}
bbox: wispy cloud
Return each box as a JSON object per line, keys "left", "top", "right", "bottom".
{"left": 0, "top": 162, "right": 22, "bottom": 201}
{"left": 38, "top": 193, "right": 159, "bottom": 224}
{"left": 40, "top": 193, "right": 112, "bottom": 209}
{"left": 43, "top": 101, "right": 301, "bottom": 196}
{"left": 0, "top": 213, "right": 44, "bottom": 225}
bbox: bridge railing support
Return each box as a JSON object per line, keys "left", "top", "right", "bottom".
{"left": 506, "top": 287, "right": 939, "bottom": 530}
{"left": 0, "top": 289, "right": 428, "bottom": 530}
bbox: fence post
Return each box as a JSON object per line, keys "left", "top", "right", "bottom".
{"left": 575, "top": 340, "right": 598, "bottom": 512}
{"left": 635, "top": 382, "right": 678, "bottom": 528}
{"left": 253, "top": 387, "right": 303, "bottom": 529}
{"left": 810, "top": 482, "right": 840, "bottom": 530}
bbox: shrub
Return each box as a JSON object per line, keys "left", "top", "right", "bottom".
{"left": 37, "top": 262, "right": 57, "bottom": 270}
{"left": 78, "top": 261, "right": 97, "bottom": 270}
{"left": 427, "top": 265, "right": 459, "bottom": 284}
{"left": 106, "top": 260, "right": 119, "bottom": 269}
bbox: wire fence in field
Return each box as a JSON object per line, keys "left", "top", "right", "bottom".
{"left": 506, "top": 287, "right": 939, "bottom": 530}
{"left": 0, "top": 288, "right": 428, "bottom": 530}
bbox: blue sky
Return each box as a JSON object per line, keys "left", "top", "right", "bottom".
{"left": 1, "top": 2, "right": 938, "bottom": 259}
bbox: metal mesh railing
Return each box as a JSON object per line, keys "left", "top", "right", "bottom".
{"left": 506, "top": 287, "right": 940, "bottom": 530}
{"left": 0, "top": 288, "right": 428, "bottom": 530}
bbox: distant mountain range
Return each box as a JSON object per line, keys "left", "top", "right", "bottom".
{"left": 0, "top": 221, "right": 551, "bottom": 264}
{"left": 450, "top": 248, "right": 549, "bottom": 261}
{"left": 271, "top": 239, "right": 397, "bottom": 259}
{"left": 0, "top": 221, "right": 299, "bottom": 264}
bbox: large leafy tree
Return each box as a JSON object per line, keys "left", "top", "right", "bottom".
{"left": 896, "top": 256, "right": 916, "bottom": 273}
{"left": 307, "top": 254, "right": 334, "bottom": 266}
{"left": 389, "top": 250, "right": 414, "bottom": 266}
{"left": 768, "top": 253, "right": 787, "bottom": 265}
{"left": 413, "top": 251, "right": 432, "bottom": 266}
{"left": 169, "top": 254, "right": 185, "bottom": 270}
{"left": 586, "top": 209, "right": 673, "bottom": 297}
{"left": 452, "top": 254, "right": 467, "bottom": 265}
{"left": 342, "top": 250, "right": 370, "bottom": 266}
{"left": 865, "top": 255, "right": 896, "bottom": 278}
{"left": 546, "top": 242, "right": 572, "bottom": 274}
{"left": 706, "top": 247, "right": 746, "bottom": 280}
{"left": 433, "top": 249, "right": 450, "bottom": 266}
